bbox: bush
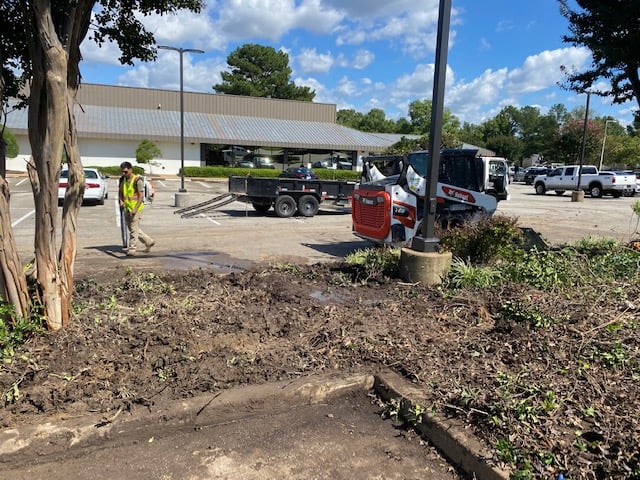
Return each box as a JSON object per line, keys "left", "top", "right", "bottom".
{"left": 346, "top": 246, "right": 400, "bottom": 279}
{"left": 437, "top": 215, "right": 524, "bottom": 265}
{"left": 183, "top": 166, "right": 361, "bottom": 181}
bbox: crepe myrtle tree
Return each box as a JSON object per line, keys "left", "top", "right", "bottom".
{"left": 0, "top": 0, "right": 202, "bottom": 331}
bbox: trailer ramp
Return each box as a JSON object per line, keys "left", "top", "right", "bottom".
{"left": 174, "top": 193, "right": 243, "bottom": 218}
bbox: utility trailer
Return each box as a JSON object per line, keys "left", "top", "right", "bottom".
{"left": 228, "top": 175, "right": 356, "bottom": 218}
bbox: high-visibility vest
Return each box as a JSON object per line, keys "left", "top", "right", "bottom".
{"left": 121, "top": 176, "right": 145, "bottom": 213}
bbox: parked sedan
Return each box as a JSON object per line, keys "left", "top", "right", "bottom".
{"left": 279, "top": 167, "right": 318, "bottom": 180}
{"left": 58, "top": 168, "right": 109, "bottom": 206}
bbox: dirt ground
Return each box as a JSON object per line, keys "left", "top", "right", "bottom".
{"left": 1, "top": 257, "right": 639, "bottom": 478}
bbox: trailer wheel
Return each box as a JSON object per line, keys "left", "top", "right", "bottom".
{"left": 252, "top": 201, "right": 271, "bottom": 213}
{"left": 274, "top": 195, "right": 297, "bottom": 218}
{"left": 297, "top": 195, "right": 319, "bottom": 217}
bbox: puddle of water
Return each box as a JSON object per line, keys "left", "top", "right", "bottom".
{"left": 310, "top": 290, "right": 346, "bottom": 304}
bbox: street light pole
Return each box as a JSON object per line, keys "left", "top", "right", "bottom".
{"left": 158, "top": 45, "right": 204, "bottom": 193}
{"left": 599, "top": 120, "right": 614, "bottom": 170}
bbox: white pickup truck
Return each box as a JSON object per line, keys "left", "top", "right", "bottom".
{"left": 533, "top": 165, "right": 636, "bottom": 198}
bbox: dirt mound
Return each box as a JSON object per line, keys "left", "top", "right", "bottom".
{"left": 1, "top": 262, "right": 639, "bottom": 478}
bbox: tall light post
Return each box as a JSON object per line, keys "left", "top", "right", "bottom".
{"left": 599, "top": 120, "right": 615, "bottom": 170}
{"left": 158, "top": 45, "right": 204, "bottom": 193}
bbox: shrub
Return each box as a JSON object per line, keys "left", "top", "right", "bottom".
{"left": 346, "top": 246, "right": 400, "bottom": 279}
{"left": 437, "top": 215, "right": 524, "bottom": 265}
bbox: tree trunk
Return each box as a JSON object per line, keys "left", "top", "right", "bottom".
{"left": 26, "top": 2, "right": 69, "bottom": 331}
{"left": 0, "top": 176, "right": 30, "bottom": 322}
{"left": 58, "top": 90, "right": 84, "bottom": 326}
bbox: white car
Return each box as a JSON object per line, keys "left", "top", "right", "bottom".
{"left": 58, "top": 168, "right": 109, "bottom": 206}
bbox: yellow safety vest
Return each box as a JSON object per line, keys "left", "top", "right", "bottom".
{"left": 121, "top": 176, "right": 145, "bottom": 213}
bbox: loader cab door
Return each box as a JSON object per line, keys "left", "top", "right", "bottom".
{"left": 486, "top": 158, "right": 510, "bottom": 201}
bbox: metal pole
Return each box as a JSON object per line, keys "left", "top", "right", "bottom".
{"left": 576, "top": 92, "right": 590, "bottom": 191}
{"left": 411, "top": 0, "right": 452, "bottom": 253}
{"left": 179, "top": 50, "right": 186, "bottom": 192}
{"left": 157, "top": 45, "right": 204, "bottom": 192}
{"left": 598, "top": 120, "right": 612, "bottom": 170}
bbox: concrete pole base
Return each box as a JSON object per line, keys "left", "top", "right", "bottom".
{"left": 571, "top": 191, "right": 585, "bottom": 202}
{"left": 174, "top": 192, "right": 190, "bottom": 208}
{"left": 398, "top": 248, "right": 453, "bottom": 286}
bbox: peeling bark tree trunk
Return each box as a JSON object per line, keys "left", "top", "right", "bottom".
{"left": 26, "top": 2, "right": 69, "bottom": 331}
{"left": 0, "top": 176, "right": 30, "bottom": 322}
{"left": 58, "top": 90, "right": 84, "bottom": 326}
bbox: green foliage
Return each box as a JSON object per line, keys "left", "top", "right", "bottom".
{"left": 135, "top": 139, "right": 162, "bottom": 164}
{"left": 182, "top": 166, "right": 361, "bottom": 181}
{"left": 0, "top": 301, "right": 43, "bottom": 361}
{"left": 437, "top": 215, "right": 525, "bottom": 265}
{"left": 500, "top": 300, "right": 557, "bottom": 329}
{"left": 346, "top": 247, "right": 400, "bottom": 279}
{"left": 214, "top": 44, "right": 314, "bottom": 101}
{"left": 569, "top": 238, "right": 640, "bottom": 281}
{"left": 560, "top": 0, "right": 640, "bottom": 111}
{"left": 502, "top": 248, "right": 575, "bottom": 289}
{"left": 1, "top": 127, "right": 19, "bottom": 158}
{"left": 445, "top": 258, "right": 502, "bottom": 289}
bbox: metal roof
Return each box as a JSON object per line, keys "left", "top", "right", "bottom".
{"left": 7, "top": 103, "right": 395, "bottom": 153}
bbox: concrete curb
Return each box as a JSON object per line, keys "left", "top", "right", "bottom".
{"left": 375, "top": 369, "right": 510, "bottom": 480}
{"left": 0, "top": 369, "right": 510, "bottom": 479}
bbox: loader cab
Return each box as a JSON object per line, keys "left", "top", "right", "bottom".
{"left": 401, "top": 149, "right": 486, "bottom": 197}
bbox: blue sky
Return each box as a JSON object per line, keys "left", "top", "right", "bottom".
{"left": 79, "top": 0, "right": 636, "bottom": 126}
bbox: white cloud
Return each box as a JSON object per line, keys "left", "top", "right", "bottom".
{"left": 81, "top": 38, "right": 123, "bottom": 66}
{"left": 119, "top": 54, "right": 224, "bottom": 93}
{"left": 336, "top": 76, "right": 360, "bottom": 97}
{"left": 507, "top": 47, "right": 591, "bottom": 94}
{"left": 353, "top": 50, "right": 374, "bottom": 69}
{"left": 296, "top": 49, "right": 334, "bottom": 75}
{"left": 447, "top": 68, "right": 509, "bottom": 123}
{"left": 215, "top": 0, "right": 343, "bottom": 41}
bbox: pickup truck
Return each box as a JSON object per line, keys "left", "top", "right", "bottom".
{"left": 533, "top": 165, "right": 636, "bottom": 198}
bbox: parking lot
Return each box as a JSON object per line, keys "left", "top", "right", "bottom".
{"left": 7, "top": 175, "right": 640, "bottom": 278}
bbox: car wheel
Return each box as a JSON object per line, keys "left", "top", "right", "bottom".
{"left": 297, "top": 195, "right": 319, "bottom": 217}
{"left": 252, "top": 201, "right": 271, "bottom": 213}
{"left": 555, "top": 190, "right": 565, "bottom": 196}
{"left": 58, "top": 198, "right": 63, "bottom": 207}
{"left": 274, "top": 195, "right": 296, "bottom": 218}
{"left": 589, "top": 184, "right": 603, "bottom": 198}
{"left": 535, "top": 183, "right": 546, "bottom": 195}
{"left": 98, "top": 195, "right": 105, "bottom": 205}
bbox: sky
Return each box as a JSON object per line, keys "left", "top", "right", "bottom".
{"left": 78, "top": 0, "right": 637, "bottom": 127}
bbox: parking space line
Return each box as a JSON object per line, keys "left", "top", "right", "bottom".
{"left": 197, "top": 181, "right": 212, "bottom": 189}
{"left": 16, "top": 178, "right": 29, "bottom": 187}
{"left": 206, "top": 217, "right": 221, "bottom": 225}
{"left": 156, "top": 180, "right": 168, "bottom": 188}
{"left": 11, "top": 209, "right": 34, "bottom": 227}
